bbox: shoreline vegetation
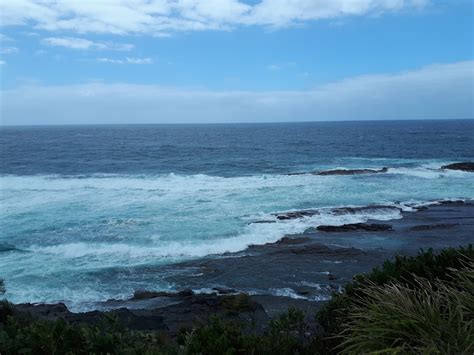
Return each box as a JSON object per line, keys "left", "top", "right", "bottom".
{"left": 1, "top": 245, "right": 473, "bottom": 354}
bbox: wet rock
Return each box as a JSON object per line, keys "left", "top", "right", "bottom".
{"left": 317, "top": 223, "right": 393, "bottom": 232}
{"left": 285, "top": 172, "right": 308, "bottom": 176}
{"left": 438, "top": 200, "right": 465, "bottom": 205}
{"left": 177, "top": 289, "right": 194, "bottom": 297}
{"left": 441, "top": 162, "right": 474, "bottom": 172}
{"left": 12, "top": 293, "right": 269, "bottom": 336}
{"left": 275, "top": 236, "right": 311, "bottom": 245}
{"left": 316, "top": 167, "right": 388, "bottom": 176}
{"left": 15, "top": 302, "right": 70, "bottom": 320}
{"left": 331, "top": 205, "right": 401, "bottom": 215}
{"left": 249, "top": 220, "right": 276, "bottom": 224}
{"left": 410, "top": 223, "right": 458, "bottom": 231}
{"left": 328, "top": 274, "right": 338, "bottom": 281}
{"left": 289, "top": 244, "right": 364, "bottom": 257}
{"left": 274, "top": 210, "right": 319, "bottom": 220}
{"left": 132, "top": 290, "right": 172, "bottom": 300}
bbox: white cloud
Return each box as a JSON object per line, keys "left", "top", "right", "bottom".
{"left": 0, "top": 60, "right": 5, "bottom": 65}
{"left": 97, "top": 57, "right": 153, "bottom": 64}
{"left": 247, "top": 0, "right": 428, "bottom": 27}
{"left": 0, "top": 46, "right": 19, "bottom": 54}
{"left": 1, "top": 61, "right": 472, "bottom": 125}
{"left": 267, "top": 64, "right": 282, "bottom": 71}
{"left": 42, "top": 37, "right": 134, "bottom": 50}
{"left": 0, "top": 0, "right": 430, "bottom": 36}
{"left": 0, "top": 33, "right": 14, "bottom": 41}
{"left": 267, "top": 62, "right": 296, "bottom": 71}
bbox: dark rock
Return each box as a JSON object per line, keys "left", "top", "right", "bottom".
{"left": 410, "top": 223, "right": 458, "bottom": 231}
{"left": 328, "top": 274, "right": 338, "bottom": 281}
{"left": 15, "top": 302, "right": 70, "bottom": 320}
{"left": 132, "top": 290, "right": 172, "bottom": 300}
{"left": 316, "top": 167, "right": 388, "bottom": 176}
{"left": 274, "top": 210, "right": 319, "bottom": 220}
{"left": 316, "top": 223, "right": 393, "bottom": 232}
{"left": 177, "top": 289, "right": 194, "bottom": 297}
{"left": 275, "top": 236, "right": 311, "bottom": 245}
{"left": 12, "top": 293, "right": 269, "bottom": 336}
{"left": 438, "top": 200, "right": 465, "bottom": 205}
{"left": 289, "top": 244, "right": 365, "bottom": 256}
{"left": 248, "top": 220, "right": 276, "bottom": 224}
{"left": 441, "top": 162, "right": 474, "bottom": 172}
{"left": 331, "top": 205, "right": 401, "bottom": 215}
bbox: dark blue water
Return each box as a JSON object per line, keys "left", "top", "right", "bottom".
{"left": 2, "top": 120, "right": 473, "bottom": 176}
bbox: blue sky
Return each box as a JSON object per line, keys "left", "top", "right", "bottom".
{"left": 0, "top": 0, "right": 473, "bottom": 124}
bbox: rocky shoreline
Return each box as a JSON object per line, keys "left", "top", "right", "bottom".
{"left": 8, "top": 199, "right": 473, "bottom": 337}
{"left": 284, "top": 160, "right": 474, "bottom": 176}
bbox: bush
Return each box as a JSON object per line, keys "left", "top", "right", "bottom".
{"left": 317, "top": 245, "right": 474, "bottom": 353}
{"left": 180, "top": 308, "right": 321, "bottom": 355}
{"left": 338, "top": 264, "right": 474, "bottom": 354}
{"left": 0, "top": 309, "right": 167, "bottom": 354}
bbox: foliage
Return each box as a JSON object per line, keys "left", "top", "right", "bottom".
{"left": 0, "top": 308, "right": 168, "bottom": 354}
{"left": 338, "top": 264, "right": 474, "bottom": 354}
{"left": 180, "top": 307, "right": 321, "bottom": 355}
{"left": 220, "top": 293, "right": 257, "bottom": 315}
{"left": 317, "top": 245, "right": 474, "bottom": 338}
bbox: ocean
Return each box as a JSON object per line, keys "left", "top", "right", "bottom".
{"left": 1, "top": 120, "right": 473, "bottom": 311}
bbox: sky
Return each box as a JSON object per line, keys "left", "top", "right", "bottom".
{"left": 0, "top": 0, "right": 473, "bottom": 125}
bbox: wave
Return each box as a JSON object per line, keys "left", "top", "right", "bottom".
{"left": 23, "top": 199, "right": 469, "bottom": 262}
{"left": 268, "top": 288, "right": 331, "bottom": 301}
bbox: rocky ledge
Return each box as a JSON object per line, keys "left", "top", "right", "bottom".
{"left": 285, "top": 167, "right": 388, "bottom": 176}
{"left": 315, "top": 167, "right": 388, "bottom": 176}
{"left": 441, "top": 162, "right": 474, "bottom": 172}
{"left": 316, "top": 223, "right": 393, "bottom": 232}
{"left": 13, "top": 291, "right": 270, "bottom": 336}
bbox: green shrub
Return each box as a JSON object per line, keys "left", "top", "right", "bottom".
{"left": 317, "top": 245, "right": 474, "bottom": 334}
{"left": 317, "top": 245, "right": 474, "bottom": 353}
{"left": 338, "top": 264, "right": 474, "bottom": 354}
{"left": 0, "top": 309, "right": 167, "bottom": 354}
{"left": 180, "top": 308, "right": 321, "bottom": 355}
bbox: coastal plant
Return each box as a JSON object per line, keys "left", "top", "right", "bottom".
{"left": 180, "top": 308, "right": 319, "bottom": 355}
{"left": 317, "top": 245, "right": 474, "bottom": 338}
{"left": 0, "top": 309, "right": 167, "bottom": 355}
{"left": 338, "top": 264, "right": 474, "bottom": 354}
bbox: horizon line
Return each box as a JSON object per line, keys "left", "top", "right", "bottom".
{"left": 1, "top": 118, "right": 474, "bottom": 128}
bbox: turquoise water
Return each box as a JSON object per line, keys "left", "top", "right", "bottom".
{"left": 1, "top": 120, "right": 473, "bottom": 310}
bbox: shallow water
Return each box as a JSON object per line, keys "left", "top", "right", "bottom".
{"left": 1, "top": 120, "right": 473, "bottom": 310}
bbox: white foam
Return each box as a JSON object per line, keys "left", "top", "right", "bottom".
{"left": 297, "top": 281, "right": 323, "bottom": 290}
{"left": 269, "top": 287, "right": 330, "bottom": 301}
{"left": 387, "top": 166, "right": 470, "bottom": 179}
